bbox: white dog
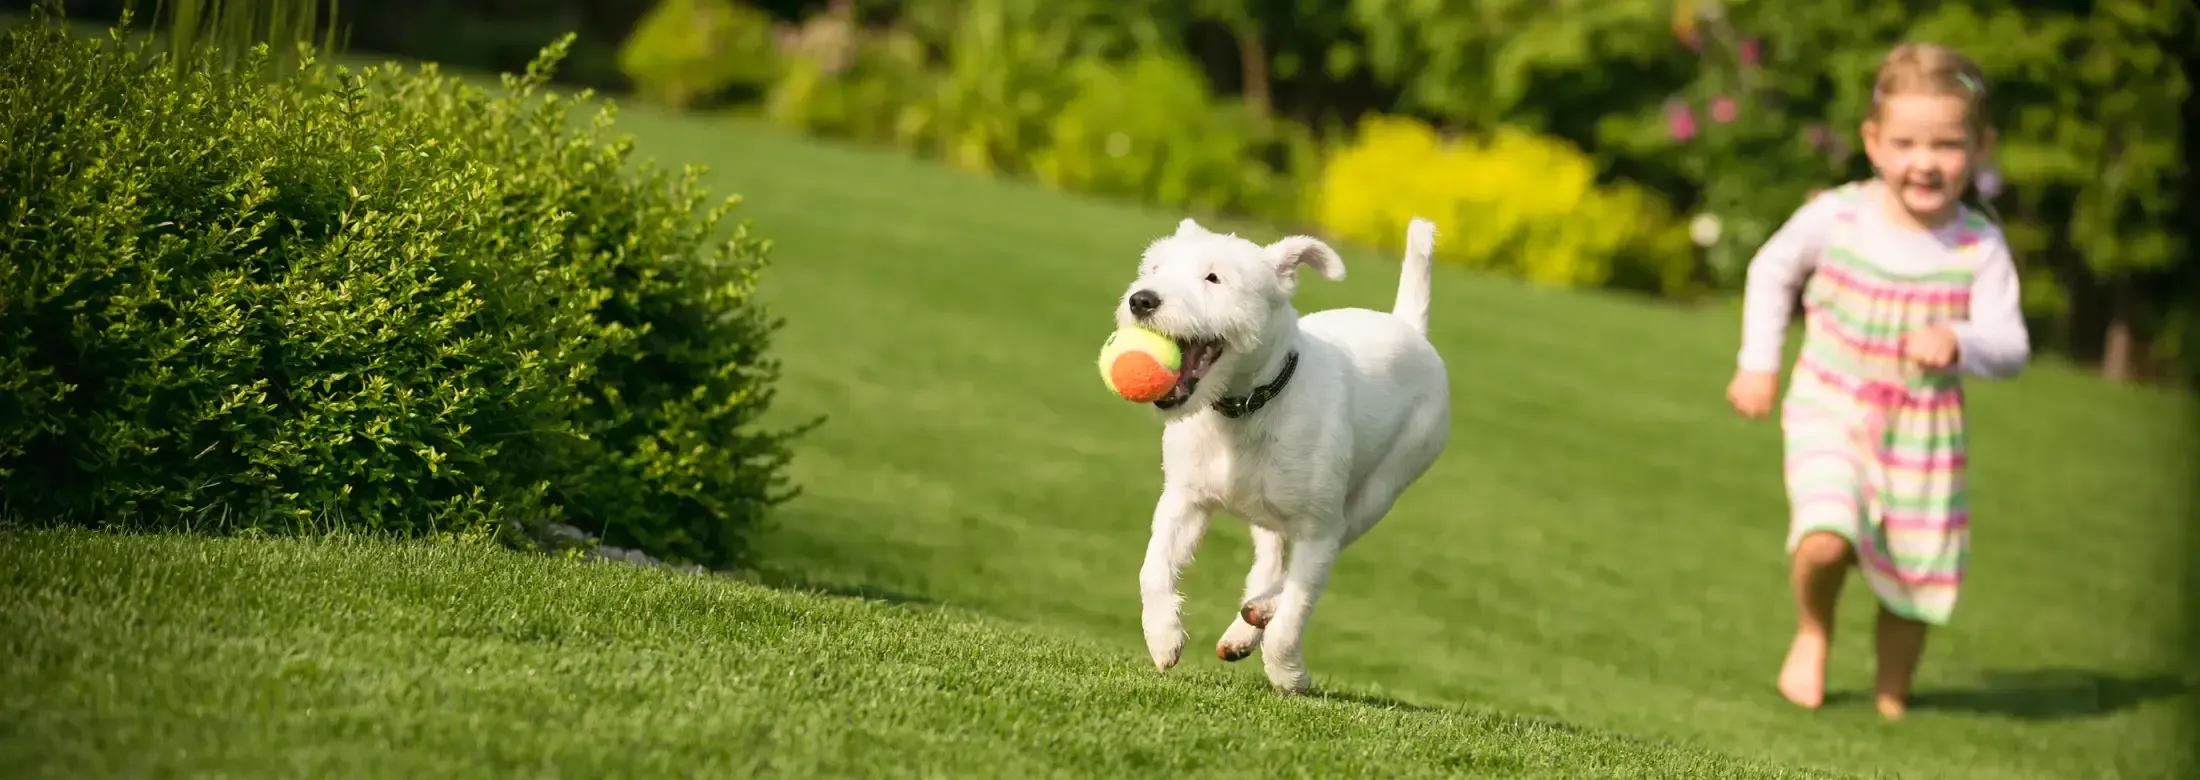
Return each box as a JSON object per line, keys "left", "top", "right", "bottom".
{"left": 1114, "top": 216, "right": 1450, "bottom": 694}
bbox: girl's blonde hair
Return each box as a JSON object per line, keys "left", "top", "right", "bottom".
{"left": 1868, "top": 42, "right": 2002, "bottom": 222}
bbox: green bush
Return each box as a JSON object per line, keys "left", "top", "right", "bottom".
{"left": 618, "top": 0, "right": 783, "bottom": 109}
{"left": 764, "top": 0, "right": 1173, "bottom": 177}
{"left": 0, "top": 11, "right": 807, "bottom": 568}
{"left": 759, "top": 5, "right": 1325, "bottom": 227}
{"left": 763, "top": 25, "right": 937, "bottom": 151}
{"left": 1033, "top": 52, "right": 1315, "bottom": 225}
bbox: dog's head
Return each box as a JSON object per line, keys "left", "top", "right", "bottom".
{"left": 1114, "top": 217, "right": 1345, "bottom": 415}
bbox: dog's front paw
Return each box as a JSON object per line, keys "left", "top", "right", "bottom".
{"left": 1143, "top": 615, "right": 1186, "bottom": 672}
{"left": 1215, "top": 617, "right": 1263, "bottom": 662}
{"left": 1216, "top": 639, "right": 1255, "bottom": 662}
{"left": 1264, "top": 660, "right": 1312, "bottom": 694}
{"left": 1239, "top": 598, "right": 1276, "bottom": 629}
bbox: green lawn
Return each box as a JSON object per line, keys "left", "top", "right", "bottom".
{"left": 3, "top": 95, "right": 2193, "bottom": 779}
{"left": 2, "top": 531, "right": 1845, "bottom": 778}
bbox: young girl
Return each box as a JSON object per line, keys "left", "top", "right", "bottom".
{"left": 1723, "top": 42, "right": 2032, "bottom": 720}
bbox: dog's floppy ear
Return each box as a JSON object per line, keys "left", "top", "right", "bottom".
{"left": 1265, "top": 235, "right": 1347, "bottom": 283}
{"left": 1175, "top": 218, "right": 1209, "bottom": 237}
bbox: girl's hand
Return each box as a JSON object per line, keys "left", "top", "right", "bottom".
{"left": 1901, "top": 325, "right": 1960, "bottom": 369}
{"left": 1726, "top": 370, "right": 1780, "bottom": 419}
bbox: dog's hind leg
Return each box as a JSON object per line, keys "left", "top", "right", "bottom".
{"left": 1256, "top": 405, "right": 1445, "bottom": 692}
{"left": 1216, "top": 526, "right": 1285, "bottom": 662}
{"left": 1341, "top": 404, "right": 1449, "bottom": 546}
{"left": 1338, "top": 463, "right": 1422, "bottom": 548}
{"left": 1141, "top": 490, "right": 1212, "bottom": 673}
{"left": 1259, "top": 526, "right": 1346, "bottom": 694}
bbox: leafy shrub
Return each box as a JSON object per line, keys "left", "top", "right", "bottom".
{"left": 764, "top": 0, "right": 1191, "bottom": 177}
{"left": 761, "top": 8, "right": 1324, "bottom": 227}
{"left": 0, "top": 12, "right": 807, "bottom": 568}
{"left": 618, "top": 0, "right": 783, "bottom": 109}
{"left": 860, "top": 0, "right": 1185, "bottom": 175}
{"left": 763, "top": 24, "right": 937, "bottom": 151}
{"left": 907, "top": 0, "right": 1093, "bottom": 175}
{"left": 1315, "top": 116, "right": 1696, "bottom": 296}
{"left": 1032, "top": 52, "right": 1315, "bottom": 224}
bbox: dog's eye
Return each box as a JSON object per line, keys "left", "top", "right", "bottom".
{"left": 1204, "top": 273, "right": 1221, "bottom": 284}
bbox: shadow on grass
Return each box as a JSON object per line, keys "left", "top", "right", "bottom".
{"left": 1898, "top": 668, "right": 2193, "bottom": 721}
{"left": 739, "top": 568, "right": 942, "bottom": 610}
{"left": 1312, "top": 688, "right": 1442, "bottom": 713}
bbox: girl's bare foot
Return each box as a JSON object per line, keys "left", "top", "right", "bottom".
{"left": 1872, "top": 606, "right": 1926, "bottom": 722}
{"left": 1781, "top": 533, "right": 1851, "bottom": 710}
{"left": 1777, "top": 631, "right": 1829, "bottom": 709}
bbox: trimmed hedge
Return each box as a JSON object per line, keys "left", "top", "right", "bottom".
{"left": 0, "top": 10, "right": 810, "bottom": 569}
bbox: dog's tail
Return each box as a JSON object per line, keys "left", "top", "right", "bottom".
{"left": 1392, "top": 217, "right": 1437, "bottom": 334}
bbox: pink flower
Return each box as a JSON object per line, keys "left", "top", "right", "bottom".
{"left": 1804, "top": 123, "right": 1831, "bottom": 150}
{"left": 1666, "top": 99, "right": 1697, "bottom": 141}
{"left": 1975, "top": 166, "right": 2004, "bottom": 199}
{"left": 1710, "top": 96, "right": 1737, "bottom": 123}
{"left": 1739, "top": 38, "right": 1762, "bottom": 66}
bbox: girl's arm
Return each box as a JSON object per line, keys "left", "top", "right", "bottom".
{"left": 1737, "top": 193, "right": 1840, "bottom": 373}
{"left": 1951, "top": 239, "right": 2031, "bottom": 379}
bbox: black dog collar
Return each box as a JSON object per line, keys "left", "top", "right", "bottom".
{"left": 1213, "top": 351, "right": 1298, "bottom": 419}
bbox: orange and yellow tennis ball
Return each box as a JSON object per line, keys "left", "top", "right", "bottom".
{"left": 1096, "top": 327, "right": 1182, "bottom": 403}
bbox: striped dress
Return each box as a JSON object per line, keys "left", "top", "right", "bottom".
{"left": 1738, "top": 181, "right": 2031, "bottom": 627}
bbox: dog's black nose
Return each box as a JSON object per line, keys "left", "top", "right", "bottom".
{"left": 1128, "top": 289, "right": 1162, "bottom": 317}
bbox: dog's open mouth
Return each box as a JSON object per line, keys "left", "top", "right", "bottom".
{"left": 1153, "top": 338, "right": 1225, "bottom": 409}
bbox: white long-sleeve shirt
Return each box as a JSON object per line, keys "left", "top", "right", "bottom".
{"left": 1737, "top": 187, "right": 2032, "bottom": 379}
